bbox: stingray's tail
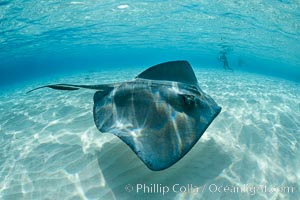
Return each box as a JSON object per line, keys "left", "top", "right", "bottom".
{"left": 26, "top": 84, "right": 107, "bottom": 94}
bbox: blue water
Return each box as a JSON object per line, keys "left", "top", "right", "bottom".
{"left": 0, "top": 1, "right": 300, "bottom": 200}
{"left": 1, "top": 0, "right": 300, "bottom": 87}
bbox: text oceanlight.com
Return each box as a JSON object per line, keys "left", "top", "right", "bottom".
{"left": 124, "top": 183, "right": 296, "bottom": 195}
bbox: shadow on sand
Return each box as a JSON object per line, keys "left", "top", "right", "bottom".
{"left": 96, "top": 137, "right": 232, "bottom": 199}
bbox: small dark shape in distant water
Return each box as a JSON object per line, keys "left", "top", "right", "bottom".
{"left": 237, "top": 57, "right": 246, "bottom": 67}
{"left": 27, "top": 61, "right": 221, "bottom": 171}
{"left": 218, "top": 51, "right": 233, "bottom": 71}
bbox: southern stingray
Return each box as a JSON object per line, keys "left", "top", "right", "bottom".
{"left": 27, "top": 60, "right": 221, "bottom": 170}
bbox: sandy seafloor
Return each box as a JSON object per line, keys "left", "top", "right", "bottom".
{"left": 0, "top": 68, "right": 299, "bottom": 200}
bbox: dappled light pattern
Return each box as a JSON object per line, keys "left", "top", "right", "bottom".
{"left": 93, "top": 79, "right": 221, "bottom": 170}
{"left": 0, "top": 68, "right": 299, "bottom": 199}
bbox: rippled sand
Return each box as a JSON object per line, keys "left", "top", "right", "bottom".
{"left": 0, "top": 68, "right": 299, "bottom": 200}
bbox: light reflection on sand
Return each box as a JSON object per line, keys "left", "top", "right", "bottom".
{"left": 0, "top": 69, "right": 299, "bottom": 199}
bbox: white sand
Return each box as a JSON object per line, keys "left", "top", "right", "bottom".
{"left": 0, "top": 68, "right": 299, "bottom": 200}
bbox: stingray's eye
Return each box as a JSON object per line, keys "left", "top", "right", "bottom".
{"left": 181, "top": 94, "right": 197, "bottom": 105}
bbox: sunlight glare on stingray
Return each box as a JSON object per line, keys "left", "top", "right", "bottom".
{"left": 27, "top": 61, "right": 221, "bottom": 170}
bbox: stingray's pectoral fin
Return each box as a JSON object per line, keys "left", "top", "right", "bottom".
{"left": 26, "top": 84, "right": 81, "bottom": 94}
